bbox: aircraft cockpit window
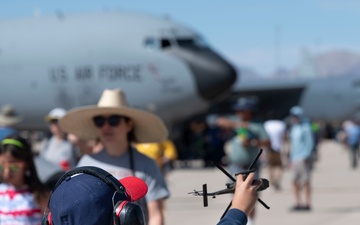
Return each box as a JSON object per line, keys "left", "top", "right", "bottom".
{"left": 144, "top": 38, "right": 159, "bottom": 50}
{"left": 177, "top": 36, "right": 208, "bottom": 49}
{"left": 177, "top": 39, "right": 194, "bottom": 48}
{"left": 194, "top": 36, "right": 209, "bottom": 48}
{"left": 144, "top": 37, "right": 174, "bottom": 50}
{"left": 161, "top": 39, "right": 171, "bottom": 48}
{"left": 147, "top": 36, "right": 208, "bottom": 50}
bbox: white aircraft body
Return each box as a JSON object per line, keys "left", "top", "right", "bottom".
{"left": 0, "top": 11, "right": 236, "bottom": 130}
{"left": 221, "top": 75, "right": 360, "bottom": 123}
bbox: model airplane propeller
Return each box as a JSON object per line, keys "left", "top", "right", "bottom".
{"left": 189, "top": 149, "right": 270, "bottom": 219}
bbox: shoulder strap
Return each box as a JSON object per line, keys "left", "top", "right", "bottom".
{"left": 129, "top": 147, "right": 135, "bottom": 176}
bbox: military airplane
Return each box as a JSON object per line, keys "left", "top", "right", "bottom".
{"left": 214, "top": 75, "right": 360, "bottom": 125}
{"left": 0, "top": 11, "right": 236, "bottom": 130}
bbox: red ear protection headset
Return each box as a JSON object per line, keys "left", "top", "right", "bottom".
{"left": 42, "top": 166, "right": 145, "bottom": 225}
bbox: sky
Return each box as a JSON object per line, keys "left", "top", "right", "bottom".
{"left": 1, "top": 0, "right": 360, "bottom": 76}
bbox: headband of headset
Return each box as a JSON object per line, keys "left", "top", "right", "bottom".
{"left": 53, "top": 166, "right": 125, "bottom": 193}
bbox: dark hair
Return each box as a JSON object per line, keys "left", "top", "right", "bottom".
{"left": 0, "top": 134, "right": 48, "bottom": 204}
{"left": 123, "top": 117, "right": 137, "bottom": 143}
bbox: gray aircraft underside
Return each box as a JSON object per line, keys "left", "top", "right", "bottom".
{"left": 216, "top": 75, "right": 360, "bottom": 123}
{"left": 0, "top": 11, "right": 236, "bottom": 130}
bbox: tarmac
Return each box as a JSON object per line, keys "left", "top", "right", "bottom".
{"left": 164, "top": 140, "right": 360, "bottom": 225}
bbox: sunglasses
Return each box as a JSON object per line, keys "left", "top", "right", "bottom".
{"left": 93, "top": 115, "right": 125, "bottom": 128}
{"left": 0, "top": 162, "right": 24, "bottom": 173}
{"left": 48, "top": 119, "right": 59, "bottom": 124}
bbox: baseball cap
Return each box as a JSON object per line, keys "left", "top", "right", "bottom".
{"left": 289, "top": 106, "right": 303, "bottom": 117}
{"left": 45, "top": 108, "right": 67, "bottom": 122}
{"left": 48, "top": 167, "right": 148, "bottom": 225}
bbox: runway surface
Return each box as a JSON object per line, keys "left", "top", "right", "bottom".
{"left": 164, "top": 140, "right": 360, "bottom": 225}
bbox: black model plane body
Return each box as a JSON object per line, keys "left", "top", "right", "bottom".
{"left": 189, "top": 149, "right": 270, "bottom": 219}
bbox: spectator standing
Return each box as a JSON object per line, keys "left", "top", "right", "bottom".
{"left": 0, "top": 105, "right": 21, "bottom": 141}
{"left": 136, "top": 139, "right": 178, "bottom": 176}
{"left": 342, "top": 118, "right": 360, "bottom": 169}
{"left": 59, "top": 89, "right": 169, "bottom": 225}
{"left": 264, "top": 117, "right": 286, "bottom": 191}
{"left": 217, "top": 96, "right": 270, "bottom": 225}
{"left": 287, "top": 106, "right": 314, "bottom": 211}
{"left": 39, "top": 108, "right": 78, "bottom": 171}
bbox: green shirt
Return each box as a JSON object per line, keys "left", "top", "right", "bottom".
{"left": 228, "top": 121, "right": 268, "bottom": 166}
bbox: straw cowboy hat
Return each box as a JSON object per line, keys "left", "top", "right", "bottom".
{"left": 0, "top": 105, "right": 22, "bottom": 126}
{"left": 59, "top": 89, "right": 168, "bottom": 143}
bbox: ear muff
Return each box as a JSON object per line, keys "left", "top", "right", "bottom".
{"left": 113, "top": 201, "right": 145, "bottom": 225}
{"left": 41, "top": 212, "right": 52, "bottom": 225}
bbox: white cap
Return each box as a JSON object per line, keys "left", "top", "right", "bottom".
{"left": 45, "top": 108, "right": 67, "bottom": 122}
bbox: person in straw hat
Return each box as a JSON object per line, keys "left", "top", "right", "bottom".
{"left": 59, "top": 89, "right": 169, "bottom": 225}
{"left": 0, "top": 105, "right": 22, "bottom": 141}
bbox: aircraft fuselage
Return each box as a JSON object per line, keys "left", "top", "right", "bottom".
{"left": 0, "top": 12, "right": 237, "bottom": 130}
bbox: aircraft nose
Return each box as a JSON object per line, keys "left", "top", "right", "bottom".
{"left": 169, "top": 48, "right": 237, "bottom": 100}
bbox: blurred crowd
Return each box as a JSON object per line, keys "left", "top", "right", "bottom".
{"left": 0, "top": 93, "right": 359, "bottom": 225}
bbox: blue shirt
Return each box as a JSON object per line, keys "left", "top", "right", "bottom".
{"left": 289, "top": 122, "right": 314, "bottom": 162}
{"left": 345, "top": 124, "right": 360, "bottom": 146}
{"left": 217, "top": 209, "right": 247, "bottom": 225}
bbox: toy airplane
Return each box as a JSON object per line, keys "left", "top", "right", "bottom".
{"left": 188, "top": 149, "right": 270, "bottom": 218}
